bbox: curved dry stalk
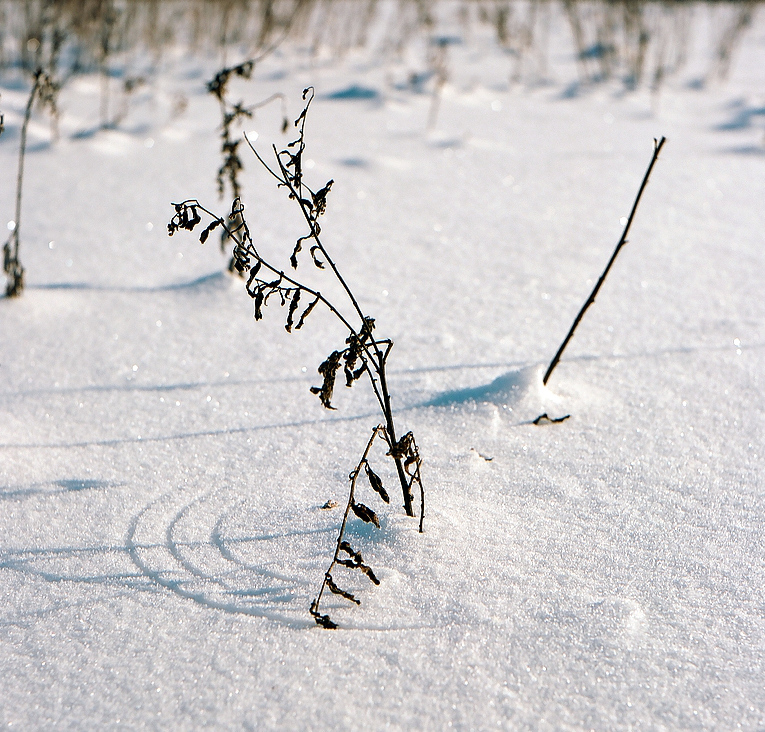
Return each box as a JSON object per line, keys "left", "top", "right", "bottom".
{"left": 310, "top": 423, "right": 423, "bottom": 629}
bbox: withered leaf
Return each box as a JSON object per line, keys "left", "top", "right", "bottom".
{"left": 312, "top": 180, "right": 334, "bottom": 217}
{"left": 168, "top": 203, "right": 201, "bottom": 234}
{"left": 339, "top": 541, "right": 360, "bottom": 561}
{"left": 285, "top": 289, "right": 301, "bottom": 332}
{"left": 290, "top": 234, "right": 310, "bottom": 269}
{"left": 388, "top": 432, "right": 415, "bottom": 461}
{"left": 314, "top": 614, "right": 336, "bottom": 629}
{"left": 229, "top": 197, "right": 246, "bottom": 222}
{"left": 342, "top": 332, "right": 370, "bottom": 387}
{"left": 351, "top": 363, "right": 367, "bottom": 384}
{"left": 336, "top": 543, "right": 380, "bottom": 585}
{"left": 253, "top": 289, "right": 264, "bottom": 320}
{"left": 309, "top": 600, "right": 337, "bottom": 630}
{"left": 365, "top": 464, "right": 390, "bottom": 503}
{"left": 295, "top": 294, "right": 320, "bottom": 330}
{"left": 325, "top": 574, "right": 360, "bottom": 605}
{"left": 310, "top": 350, "right": 342, "bottom": 409}
{"left": 309, "top": 245, "right": 325, "bottom": 269}
{"left": 359, "top": 316, "right": 376, "bottom": 341}
{"left": 532, "top": 413, "right": 571, "bottom": 425}
{"left": 245, "top": 260, "right": 262, "bottom": 296}
{"left": 351, "top": 501, "right": 380, "bottom": 528}
{"left": 232, "top": 244, "right": 250, "bottom": 273}
{"left": 388, "top": 437, "right": 407, "bottom": 460}
{"left": 199, "top": 218, "right": 221, "bottom": 244}
{"left": 361, "top": 565, "right": 380, "bottom": 585}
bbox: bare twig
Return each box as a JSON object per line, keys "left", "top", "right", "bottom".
{"left": 542, "top": 136, "right": 666, "bottom": 386}
{"left": 532, "top": 413, "right": 570, "bottom": 425}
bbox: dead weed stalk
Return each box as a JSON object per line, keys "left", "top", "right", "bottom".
{"left": 168, "top": 87, "right": 424, "bottom": 628}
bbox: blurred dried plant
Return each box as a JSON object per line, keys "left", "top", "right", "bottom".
{"left": 3, "top": 68, "right": 59, "bottom": 298}
{"left": 207, "top": 55, "right": 288, "bottom": 271}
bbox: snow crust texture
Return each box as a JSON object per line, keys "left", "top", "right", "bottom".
{"left": 1, "top": 2, "right": 764, "bottom": 729}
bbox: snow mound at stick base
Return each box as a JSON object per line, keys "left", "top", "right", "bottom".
{"left": 425, "top": 364, "right": 566, "bottom": 423}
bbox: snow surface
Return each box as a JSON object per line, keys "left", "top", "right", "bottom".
{"left": 1, "top": 4, "right": 764, "bottom": 729}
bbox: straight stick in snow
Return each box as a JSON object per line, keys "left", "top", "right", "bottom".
{"left": 542, "top": 136, "right": 667, "bottom": 386}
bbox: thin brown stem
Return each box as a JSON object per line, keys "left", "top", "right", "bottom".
{"left": 542, "top": 136, "right": 666, "bottom": 386}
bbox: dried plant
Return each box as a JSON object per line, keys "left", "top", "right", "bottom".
{"left": 709, "top": 1, "right": 756, "bottom": 82}
{"left": 96, "top": 0, "right": 119, "bottom": 128}
{"left": 541, "top": 137, "right": 666, "bottom": 389}
{"left": 168, "top": 87, "right": 424, "bottom": 628}
{"left": 3, "top": 68, "right": 59, "bottom": 298}
{"left": 426, "top": 36, "right": 451, "bottom": 130}
{"left": 207, "top": 58, "right": 287, "bottom": 271}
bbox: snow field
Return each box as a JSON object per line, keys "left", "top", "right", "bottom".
{"left": 1, "top": 3, "right": 764, "bottom": 728}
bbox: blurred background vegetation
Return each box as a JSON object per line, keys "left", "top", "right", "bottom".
{"left": 0, "top": 0, "right": 758, "bottom": 102}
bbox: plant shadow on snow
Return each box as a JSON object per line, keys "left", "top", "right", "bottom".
{"left": 0, "top": 477, "right": 406, "bottom": 629}
{"left": 29, "top": 270, "right": 229, "bottom": 294}
{"left": 0, "top": 491, "right": 335, "bottom": 629}
{"left": 322, "top": 84, "right": 380, "bottom": 101}
{"left": 0, "top": 478, "right": 119, "bottom": 501}
{"left": 720, "top": 144, "right": 765, "bottom": 155}
{"left": 122, "top": 488, "right": 409, "bottom": 628}
{"left": 716, "top": 101, "right": 765, "bottom": 130}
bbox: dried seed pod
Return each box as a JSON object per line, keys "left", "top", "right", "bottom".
{"left": 361, "top": 565, "right": 380, "bottom": 585}
{"left": 285, "top": 289, "right": 301, "bottom": 332}
{"left": 310, "top": 350, "right": 342, "bottom": 409}
{"left": 351, "top": 501, "right": 380, "bottom": 528}
{"left": 365, "top": 464, "right": 389, "bottom": 503}
{"left": 326, "top": 574, "right": 360, "bottom": 605}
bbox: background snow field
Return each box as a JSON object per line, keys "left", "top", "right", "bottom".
{"left": 1, "top": 1, "right": 764, "bottom": 728}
